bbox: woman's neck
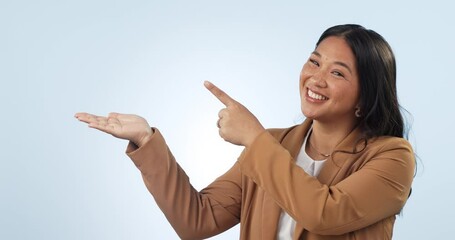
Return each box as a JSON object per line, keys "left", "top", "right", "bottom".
{"left": 306, "top": 119, "right": 357, "bottom": 160}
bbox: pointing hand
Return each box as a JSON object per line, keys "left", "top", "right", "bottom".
{"left": 204, "top": 81, "right": 265, "bottom": 147}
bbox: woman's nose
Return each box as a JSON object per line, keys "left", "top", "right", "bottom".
{"left": 311, "top": 70, "right": 328, "bottom": 88}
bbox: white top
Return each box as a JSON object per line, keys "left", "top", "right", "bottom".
{"left": 276, "top": 130, "right": 327, "bottom": 240}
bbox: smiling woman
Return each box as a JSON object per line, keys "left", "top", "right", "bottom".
{"left": 75, "top": 24, "right": 415, "bottom": 240}
{"left": 299, "top": 36, "right": 360, "bottom": 130}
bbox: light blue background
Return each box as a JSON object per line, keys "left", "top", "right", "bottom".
{"left": 1, "top": 0, "right": 453, "bottom": 239}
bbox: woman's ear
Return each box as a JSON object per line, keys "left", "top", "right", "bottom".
{"left": 355, "top": 104, "right": 362, "bottom": 118}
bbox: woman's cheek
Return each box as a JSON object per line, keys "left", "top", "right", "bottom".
{"left": 300, "top": 70, "right": 311, "bottom": 86}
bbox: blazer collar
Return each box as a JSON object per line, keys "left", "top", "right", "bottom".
{"left": 263, "top": 118, "right": 365, "bottom": 238}
{"left": 280, "top": 118, "right": 365, "bottom": 185}
{"left": 285, "top": 119, "right": 365, "bottom": 238}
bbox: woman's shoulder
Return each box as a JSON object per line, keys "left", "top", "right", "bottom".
{"left": 361, "top": 135, "right": 415, "bottom": 164}
{"left": 367, "top": 135, "right": 413, "bottom": 151}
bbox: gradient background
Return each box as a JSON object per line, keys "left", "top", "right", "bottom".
{"left": 1, "top": 0, "right": 454, "bottom": 239}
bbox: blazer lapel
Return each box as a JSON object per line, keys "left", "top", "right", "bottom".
{"left": 294, "top": 121, "right": 364, "bottom": 238}
{"left": 262, "top": 120, "right": 312, "bottom": 238}
{"left": 317, "top": 126, "right": 364, "bottom": 185}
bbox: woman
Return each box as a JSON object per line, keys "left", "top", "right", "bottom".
{"left": 75, "top": 24, "right": 415, "bottom": 239}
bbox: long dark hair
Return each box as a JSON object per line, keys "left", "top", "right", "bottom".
{"left": 316, "top": 24, "right": 405, "bottom": 139}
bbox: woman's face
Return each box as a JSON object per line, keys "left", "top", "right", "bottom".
{"left": 299, "top": 36, "right": 360, "bottom": 125}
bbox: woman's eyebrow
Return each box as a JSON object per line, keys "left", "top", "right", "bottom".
{"left": 311, "top": 51, "right": 321, "bottom": 57}
{"left": 334, "top": 61, "right": 352, "bottom": 74}
{"left": 311, "top": 50, "right": 353, "bottom": 74}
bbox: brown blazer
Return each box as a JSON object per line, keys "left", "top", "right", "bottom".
{"left": 126, "top": 119, "right": 415, "bottom": 239}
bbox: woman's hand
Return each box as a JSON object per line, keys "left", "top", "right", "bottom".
{"left": 75, "top": 112, "right": 153, "bottom": 147}
{"left": 204, "top": 81, "right": 265, "bottom": 147}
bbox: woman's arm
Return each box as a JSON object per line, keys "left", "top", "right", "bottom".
{"left": 238, "top": 131, "right": 415, "bottom": 235}
{"left": 75, "top": 112, "right": 242, "bottom": 239}
{"left": 126, "top": 129, "right": 241, "bottom": 239}
{"left": 203, "top": 82, "right": 414, "bottom": 235}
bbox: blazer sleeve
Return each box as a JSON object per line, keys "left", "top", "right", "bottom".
{"left": 126, "top": 128, "right": 241, "bottom": 240}
{"left": 238, "top": 130, "right": 415, "bottom": 235}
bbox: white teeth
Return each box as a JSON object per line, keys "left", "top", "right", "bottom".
{"left": 308, "top": 89, "right": 328, "bottom": 100}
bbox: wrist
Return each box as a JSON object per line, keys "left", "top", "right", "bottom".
{"left": 244, "top": 128, "right": 265, "bottom": 148}
{"left": 135, "top": 128, "right": 154, "bottom": 148}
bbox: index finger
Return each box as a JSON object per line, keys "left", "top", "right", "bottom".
{"left": 204, "top": 81, "right": 237, "bottom": 106}
{"left": 75, "top": 112, "right": 104, "bottom": 123}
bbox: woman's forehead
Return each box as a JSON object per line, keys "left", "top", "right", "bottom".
{"left": 314, "top": 36, "right": 357, "bottom": 72}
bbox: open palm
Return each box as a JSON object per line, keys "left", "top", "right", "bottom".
{"left": 75, "top": 112, "right": 152, "bottom": 147}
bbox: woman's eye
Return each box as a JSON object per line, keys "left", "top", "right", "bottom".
{"left": 332, "top": 71, "right": 344, "bottom": 77}
{"left": 309, "top": 59, "right": 319, "bottom": 66}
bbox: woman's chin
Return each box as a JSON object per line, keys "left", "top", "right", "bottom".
{"left": 301, "top": 109, "right": 317, "bottom": 120}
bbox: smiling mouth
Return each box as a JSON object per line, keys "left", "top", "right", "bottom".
{"left": 308, "top": 89, "right": 328, "bottom": 100}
